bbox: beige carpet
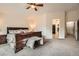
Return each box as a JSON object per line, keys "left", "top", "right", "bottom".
{"left": 0, "top": 37, "right": 79, "bottom": 56}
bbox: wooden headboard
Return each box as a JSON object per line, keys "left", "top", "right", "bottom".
{"left": 7, "top": 27, "right": 29, "bottom": 34}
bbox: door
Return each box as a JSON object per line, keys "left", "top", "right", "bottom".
{"left": 77, "top": 20, "right": 79, "bottom": 40}
{"left": 52, "top": 25, "right": 56, "bottom": 34}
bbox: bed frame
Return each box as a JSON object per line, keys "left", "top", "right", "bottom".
{"left": 7, "top": 27, "right": 28, "bottom": 34}
{"left": 7, "top": 27, "right": 42, "bottom": 53}
{"left": 7, "top": 27, "right": 29, "bottom": 53}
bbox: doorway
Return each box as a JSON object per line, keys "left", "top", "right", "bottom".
{"left": 66, "top": 21, "right": 75, "bottom": 39}
{"left": 75, "top": 20, "right": 79, "bottom": 40}
{"left": 52, "top": 19, "right": 60, "bottom": 39}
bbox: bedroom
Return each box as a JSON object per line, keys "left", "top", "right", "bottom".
{"left": 0, "top": 3, "right": 79, "bottom": 56}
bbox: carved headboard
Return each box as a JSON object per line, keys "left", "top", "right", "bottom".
{"left": 7, "top": 27, "right": 29, "bottom": 34}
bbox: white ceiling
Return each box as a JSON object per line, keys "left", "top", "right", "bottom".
{"left": 44, "top": 3, "right": 79, "bottom": 12}
{"left": 0, "top": 3, "right": 79, "bottom": 13}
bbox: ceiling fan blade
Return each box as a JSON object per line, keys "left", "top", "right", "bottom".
{"left": 26, "top": 6, "right": 30, "bottom": 9}
{"left": 35, "top": 4, "right": 43, "bottom": 6}
{"left": 27, "top": 3, "right": 32, "bottom": 5}
{"left": 27, "top": 3, "right": 35, "bottom": 5}
{"left": 34, "top": 8, "right": 37, "bottom": 11}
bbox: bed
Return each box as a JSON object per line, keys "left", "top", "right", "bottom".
{"left": 7, "top": 27, "right": 29, "bottom": 53}
{"left": 6, "top": 27, "right": 43, "bottom": 53}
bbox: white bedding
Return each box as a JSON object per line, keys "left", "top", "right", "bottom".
{"left": 7, "top": 33, "right": 16, "bottom": 48}
{"left": 26, "top": 36, "right": 43, "bottom": 48}
{"left": 7, "top": 29, "right": 29, "bottom": 49}
{"left": 6, "top": 33, "right": 28, "bottom": 49}
{"left": 6, "top": 32, "right": 43, "bottom": 49}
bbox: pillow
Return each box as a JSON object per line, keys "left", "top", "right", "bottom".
{"left": 19, "top": 30, "right": 28, "bottom": 33}
{"left": 9, "top": 30, "right": 21, "bottom": 34}
{"left": 9, "top": 30, "right": 28, "bottom": 34}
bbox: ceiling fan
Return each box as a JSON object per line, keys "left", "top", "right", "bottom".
{"left": 26, "top": 3, "right": 43, "bottom": 11}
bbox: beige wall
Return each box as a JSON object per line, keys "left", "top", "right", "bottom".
{"left": 0, "top": 4, "right": 47, "bottom": 38}
{"left": 46, "top": 12, "right": 65, "bottom": 39}
{"left": 67, "top": 9, "right": 79, "bottom": 21}
{"left": 0, "top": 3, "right": 66, "bottom": 39}
{"left": 66, "top": 21, "right": 75, "bottom": 35}
{"left": 0, "top": 4, "right": 29, "bottom": 34}
{"left": 26, "top": 14, "right": 47, "bottom": 37}
{"left": 67, "top": 8, "right": 79, "bottom": 38}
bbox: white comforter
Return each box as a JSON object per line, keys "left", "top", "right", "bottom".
{"left": 7, "top": 33, "right": 28, "bottom": 49}
{"left": 7, "top": 33, "right": 16, "bottom": 49}
{"left": 7, "top": 34, "right": 43, "bottom": 49}
{"left": 26, "top": 36, "right": 43, "bottom": 48}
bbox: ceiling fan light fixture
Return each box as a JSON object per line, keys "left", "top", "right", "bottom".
{"left": 26, "top": 3, "right": 43, "bottom": 11}
{"left": 31, "top": 5, "right": 36, "bottom": 9}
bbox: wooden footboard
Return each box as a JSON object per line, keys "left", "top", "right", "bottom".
{"left": 15, "top": 34, "right": 27, "bottom": 53}
{"left": 15, "top": 32, "right": 42, "bottom": 53}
